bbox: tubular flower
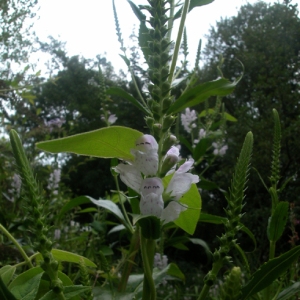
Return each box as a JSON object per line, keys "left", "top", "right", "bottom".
{"left": 140, "top": 177, "right": 164, "bottom": 217}
{"left": 165, "top": 158, "right": 199, "bottom": 201}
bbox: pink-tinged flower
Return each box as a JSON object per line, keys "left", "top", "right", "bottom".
{"left": 161, "top": 201, "right": 187, "bottom": 224}
{"left": 108, "top": 114, "right": 117, "bottom": 125}
{"left": 165, "top": 158, "right": 199, "bottom": 201}
{"left": 140, "top": 178, "right": 164, "bottom": 217}
{"left": 114, "top": 164, "right": 143, "bottom": 193}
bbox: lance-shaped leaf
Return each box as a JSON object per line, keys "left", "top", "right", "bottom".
{"left": 240, "top": 245, "right": 300, "bottom": 299}
{"left": 276, "top": 282, "right": 300, "bottom": 300}
{"left": 106, "top": 87, "right": 150, "bottom": 115}
{"left": 174, "top": 0, "right": 214, "bottom": 19}
{"left": 199, "top": 108, "right": 237, "bottom": 122}
{"left": 167, "top": 77, "right": 241, "bottom": 114}
{"left": 127, "top": 0, "right": 146, "bottom": 21}
{"left": 0, "top": 277, "right": 17, "bottom": 300}
{"left": 36, "top": 126, "right": 143, "bottom": 161}
{"left": 267, "top": 201, "right": 289, "bottom": 242}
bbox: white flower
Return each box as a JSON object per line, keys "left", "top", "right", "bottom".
{"left": 161, "top": 201, "right": 187, "bottom": 224}
{"left": 108, "top": 114, "right": 117, "bottom": 125}
{"left": 212, "top": 141, "right": 228, "bottom": 156}
{"left": 114, "top": 164, "right": 143, "bottom": 193}
{"left": 154, "top": 253, "right": 168, "bottom": 270}
{"left": 194, "top": 128, "right": 207, "bottom": 145}
{"left": 181, "top": 108, "right": 197, "bottom": 133}
{"left": 140, "top": 177, "right": 164, "bottom": 217}
{"left": 165, "top": 158, "right": 199, "bottom": 201}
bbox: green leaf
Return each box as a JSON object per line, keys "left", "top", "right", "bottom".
{"left": 174, "top": 0, "right": 214, "bottom": 19}
{"left": 0, "top": 266, "right": 16, "bottom": 286}
{"left": 58, "top": 196, "right": 91, "bottom": 220}
{"left": 93, "top": 286, "right": 134, "bottom": 300}
{"left": 132, "top": 214, "right": 161, "bottom": 239}
{"left": 199, "top": 212, "right": 226, "bottom": 224}
{"left": 106, "top": 86, "right": 150, "bottom": 115}
{"left": 36, "top": 126, "right": 143, "bottom": 161}
{"left": 189, "top": 238, "right": 211, "bottom": 258}
{"left": 10, "top": 269, "right": 44, "bottom": 300}
{"left": 88, "top": 197, "right": 126, "bottom": 223}
{"left": 234, "top": 243, "right": 250, "bottom": 274}
{"left": 52, "top": 249, "right": 96, "bottom": 268}
{"left": 199, "top": 108, "right": 237, "bottom": 122}
{"left": 267, "top": 201, "right": 289, "bottom": 242}
{"left": 193, "top": 138, "right": 208, "bottom": 161}
{"left": 127, "top": 0, "right": 146, "bottom": 21}
{"left": 163, "top": 175, "right": 201, "bottom": 235}
{"left": 35, "top": 250, "right": 96, "bottom": 268}
{"left": 0, "top": 277, "right": 17, "bottom": 300}
{"left": 9, "top": 267, "right": 43, "bottom": 290}
{"left": 198, "top": 178, "right": 219, "bottom": 190}
{"left": 178, "top": 135, "right": 193, "bottom": 153}
{"left": 39, "top": 286, "right": 91, "bottom": 300}
{"left": 119, "top": 54, "right": 130, "bottom": 67}
{"left": 167, "top": 77, "right": 240, "bottom": 114}
{"left": 241, "top": 245, "right": 300, "bottom": 299}
{"left": 276, "top": 282, "right": 300, "bottom": 300}
{"left": 138, "top": 21, "right": 151, "bottom": 64}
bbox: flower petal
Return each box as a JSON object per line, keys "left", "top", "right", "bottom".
{"left": 140, "top": 193, "right": 164, "bottom": 217}
{"left": 114, "top": 164, "right": 143, "bottom": 193}
{"left": 131, "top": 149, "right": 158, "bottom": 176}
{"left": 135, "top": 134, "right": 158, "bottom": 152}
{"left": 177, "top": 158, "right": 195, "bottom": 173}
{"left": 161, "top": 201, "right": 187, "bottom": 224}
{"left": 141, "top": 177, "right": 164, "bottom": 196}
{"left": 166, "top": 173, "right": 199, "bottom": 201}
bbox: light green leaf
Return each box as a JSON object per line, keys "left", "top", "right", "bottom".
{"left": 10, "top": 269, "right": 44, "bottom": 300}
{"left": 88, "top": 197, "right": 126, "bottom": 223}
{"left": 9, "top": 267, "right": 43, "bottom": 290}
{"left": 108, "top": 224, "right": 126, "bottom": 235}
{"left": 267, "top": 201, "right": 289, "bottom": 242}
{"left": 0, "top": 266, "right": 16, "bottom": 286}
{"left": 35, "top": 250, "right": 96, "bottom": 268}
{"left": 106, "top": 86, "right": 150, "bottom": 115}
{"left": 163, "top": 175, "right": 201, "bottom": 235}
{"left": 241, "top": 246, "right": 300, "bottom": 299}
{"left": 39, "top": 285, "right": 91, "bottom": 300}
{"left": 167, "top": 77, "right": 240, "bottom": 114}
{"left": 189, "top": 238, "right": 211, "bottom": 258}
{"left": 276, "top": 282, "right": 300, "bottom": 300}
{"left": 199, "top": 108, "right": 237, "bottom": 122}
{"left": 36, "top": 126, "right": 143, "bottom": 161}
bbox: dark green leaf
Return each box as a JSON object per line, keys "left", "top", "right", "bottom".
{"left": 0, "top": 277, "right": 17, "bottom": 300}
{"left": 58, "top": 196, "right": 91, "bottom": 220}
{"left": 167, "top": 77, "right": 241, "bottom": 114}
{"left": 36, "top": 126, "right": 143, "bottom": 161}
{"left": 39, "top": 285, "right": 91, "bottom": 300}
{"left": 106, "top": 86, "right": 150, "bottom": 115}
{"left": 199, "top": 212, "right": 226, "bottom": 224}
{"left": 127, "top": 0, "right": 146, "bottom": 21}
{"left": 198, "top": 108, "right": 237, "bottom": 122}
{"left": 138, "top": 21, "right": 151, "bottom": 64}
{"left": 241, "top": 246, "right": 300, "bottom": 299}
{"left": 198, "top": 178, "right": 219, "bottom": 190}
{"left": 193, "top": 138, "right": 208, "bottom": 161}
{"left": 267, "top": 201, "right": 289, "bottom": 242}
{"left": 174, "top": 0, "right": 214, "bottom": 19}
{"left": 119, "top": 54, "right": 130, "bottom": 67}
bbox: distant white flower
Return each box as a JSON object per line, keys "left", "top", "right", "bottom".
{"left": 108, "top": 114, "right": 117, "bottom": 125}
{"left": 181, "top": 108, "right": 197, "bottom": 133}
{"left": 54, "top": 229, "right": 61, "bottom": 240}
{"left": 154, "top": 253, "right": 168, "bottom": 270}
{"left": 7, "top": 174, "right": 22, "bottom": 202}
{"left": 47, "top": 169, "right": 61, "bottom": 192}
{"left": 45, "top": 118, "right": 64, "bottom": 132}
{"left": 194, "top": 128, "right": 206, "bottom": 144}
{"left": 212, "top": 141, "right": 228, "bottom": 156}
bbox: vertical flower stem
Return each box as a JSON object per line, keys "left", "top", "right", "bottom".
{"left": 140, "top": 231, "right": 156, "bottom": 300}
{"left": 168, "top": 0, "right": 190, "bottom": 85}
{"left": 118, "top": 227, "right": 140, "bottom": 292}
{"left": 0, "top": 223, "right": 33, "bottom": 268}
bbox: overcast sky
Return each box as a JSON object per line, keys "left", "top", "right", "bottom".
{"left": 32, "top": 0, "right": 297, "bottom": 72}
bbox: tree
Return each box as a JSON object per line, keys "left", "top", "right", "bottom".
{"left": 199, "top": 0, "right": 300, "bottom": 263}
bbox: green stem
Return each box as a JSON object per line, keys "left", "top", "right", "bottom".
{"left": 114, "top": 174, "right": 134, "bottom": 234}
{"left": 167, "top": 0, "right": 175, "bottom": 42}
{"left": 118, "top": 227, "right": 140, "bottom": 292}
{"left": 269, "top": 240, "right": 276, "bottom": 260}
{"left": 140, "top": 232, "right": 156, "bottom": 300}
{"left": 168, "top": 0, "right": 190, "bottom": 85}
{"left": 0, "top": 223, "right": 33, "bottom": 268}
{"left": 197, "top": 259, "right": 223, "bottom": 300}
